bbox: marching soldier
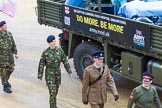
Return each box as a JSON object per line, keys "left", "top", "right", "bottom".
{"left": 38, "top": 35, "right": 73, "bottom": 108}
{"left": 0, "top": 21, "right": 18, "bottom": 93}
{"left": 82, "top": 51, "right": 119, "bottom": 108}
{"left": 127, "top": 71, "right": 162, "bottom": 108}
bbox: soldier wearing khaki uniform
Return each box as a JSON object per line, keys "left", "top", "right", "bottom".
{"left": 82, "top": 51, "right": 119, "bottom": 108}
{"left": 0, "top": 21, "right": 18, "bottom": 93}
{"left": 38, "top": 35, "right": 73, "bottom": 108}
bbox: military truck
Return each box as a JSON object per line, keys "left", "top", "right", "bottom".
{"left": 37, "top": 0, "right": 162, "bottom": 89}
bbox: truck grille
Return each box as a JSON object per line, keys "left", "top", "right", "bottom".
{"left": 38, "top": 0, "right": 63, "bottom": 29}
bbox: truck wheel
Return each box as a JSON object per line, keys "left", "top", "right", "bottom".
{"left": 73, "top": 41, "right": 102, "bottom": 80}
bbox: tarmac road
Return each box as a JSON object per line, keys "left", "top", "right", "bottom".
{"left": 0, "top": 0, "right": 161, "bottom": 108}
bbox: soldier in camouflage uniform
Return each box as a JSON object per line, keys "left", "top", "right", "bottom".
{"left": 0, "top": 21, "right": 18, "bottom": 93}
{"left": 38, "top": 35, "right": 73, "bottom": 108}
{"left": 127, "top": 72, "right": 162, "bottom": 108}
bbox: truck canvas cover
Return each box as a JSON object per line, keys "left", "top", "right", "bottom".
{"left": 65, "top": 0, "right": 86, "bottom": 8}
{"left": 63, "top": 5, "right": 151, "bottom": 50}
{"left": 118, "top": 0, "right": 162, "bottom": 19}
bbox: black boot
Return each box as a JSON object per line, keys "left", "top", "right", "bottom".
{"left": 3, "top": 84, "right": 12, "bottom": 93}
{"left": 7, "top": 82, "right": 11, "bottom": 88}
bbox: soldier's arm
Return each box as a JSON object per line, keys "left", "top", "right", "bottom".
{"left": 10, "top": 32, "right": 17, "bottom": 54}
{"left": 127, "top": 86, "right": 143, "bottom": 108}
{"left": 60, "top": 48, "right": 72, "bottom": 74}
{"left": 82, "top": 69, "right": 90, "bottom": 103}
{"left": 38, "top": 51, "right": 46, "bottom": 80}
{"left": 106, "top": 65, "right": 118, "bottom": 95}
{"left": 153, "top": 87, "right": 162, "bottom": 108}
{"left": 127, "top": 92, "right": 135, "bottom": 108}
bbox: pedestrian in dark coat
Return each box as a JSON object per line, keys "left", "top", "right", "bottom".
{"left": 0, "top": 21, "right": 18, "bottom": 93}
{"left": 38, "top": 35, "right": 73, "bottom": 108}
{"left": 82, "top": 51, "right": 119, "bottom": 108}
{"left": 127, "top": 71, "right": 162, "bottom": 108}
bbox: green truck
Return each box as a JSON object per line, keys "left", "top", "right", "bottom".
{"left": 37, "top": 0, "right": 162, "bottom": 89}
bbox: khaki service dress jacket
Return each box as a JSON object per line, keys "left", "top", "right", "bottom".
{"left": 82, "top": 64, "right": 118, "bottom": 104}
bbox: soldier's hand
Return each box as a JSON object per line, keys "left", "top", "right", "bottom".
{"left": 38, "top": 78, "right": 42, "bottom": 80}
{"left": 38, "top": 79, "right": 43, "bottom": 83}
{"left": 114, "top": 95, "right": 119, "bottom": 101}
{"left": 15, "top": 54, "right": 19, "bottom": 59}
{"left": 38, "top": 77, "right": 42, "bottom": 81}
{"left": 82, "top": 101, "right": 88, "bottom": 105}
{"left": 69, "top": 73, "right": 73, "bottom": 78}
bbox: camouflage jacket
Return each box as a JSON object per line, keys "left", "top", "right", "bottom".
{"left": 38, "top": 46, "right": 72, "bottom": 80}
{"left": 0, "top": 30, "right": 17, "bottom": 66}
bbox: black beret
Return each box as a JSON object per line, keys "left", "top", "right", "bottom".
{"left": 47, "top": 35, "right": 55, "bottom": 43}
{"left": 0, "top": 21, "right": 6, "bottom": 27}
{"left": 142, "top": 71, "right": 154, "bottom": 79}
{"left": 92, "top": 51, "right": 104, "bottom": 58}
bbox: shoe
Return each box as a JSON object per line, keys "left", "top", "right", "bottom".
{"left": 3, "top": 84, "right": 12, "bottom": 93}
{"left": 7, "top": 82, "right": 11, "bottom": 88}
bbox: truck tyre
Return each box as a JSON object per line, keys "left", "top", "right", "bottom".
{"left": 73, "top": 41, "right": 102, "bottom": 80}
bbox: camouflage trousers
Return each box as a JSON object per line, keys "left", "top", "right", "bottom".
{"left": 0, "top": 64, "right": 14, "bottom": 85}
{"left": 46, "top": 79, "right": 60, "bottom": 108}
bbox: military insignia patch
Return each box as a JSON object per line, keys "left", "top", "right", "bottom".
{"left": 129, "top": 93, "right": 134, "bottom": 99}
